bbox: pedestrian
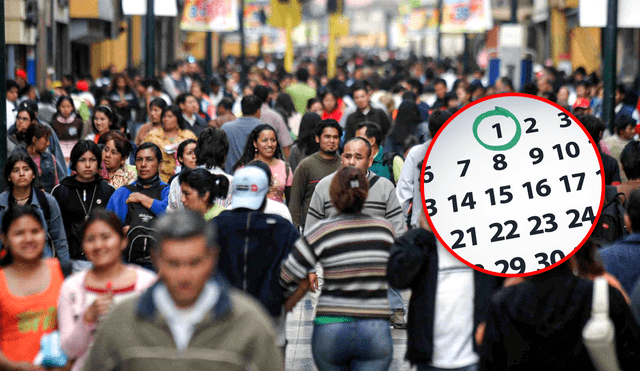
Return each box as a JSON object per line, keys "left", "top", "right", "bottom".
{"left": 86, "top": 105, "right": 122, "bottom": 144}
{"left": 214, "top": 163, "right": 305, "bottom": 352}
{"left": 344, "top": 83, "right": 392, "bottom": 141}
{"left": 167, "top": 127, "right": 232, "bottom": 211}
{"left": 50, "top": 96, "right": 85, "bottom": 161}
{"left": 82, "top": 210, "right": 285, "bottom": 370}
{"left": 19, "top": 121, "right": 59, "bottom": 193}
{"left": 142, "top": 105, "right": 197, "bottom": 183}
{"left": 254, "top": 85, "right": 294, "bottom": 158}
{"left": 58, "top": 210, "right": 156, "bottom": 371}
{"left": 287, "top": 112, "right": 322, "bottom": 173}
{"left": 288, "top": 118, "right": 342, "bottom": 230}
{"left": 135, "top": 98, "right": 167, "bottom": 146}
{"left": 99, "top": 130, "right": 137, "bottom": 189}
{"left": 52, "top": 140, "right": 115, "bottom": 273}
{"left": 233, "top": 124, "right": 293, "bottom": 205}
{"left": 0, "top": 152, "right": 71, "bottom": 274}
{"left": 179, "top": 168, "right": 228, "bottom": 220}
{"left": 282, "top": 166, "right": 395, "bottom": 371}
{"left": 176, "top": 93, "right": 208, "bottom": 137}
{"left": 320, "top": 90, "right": 344, "bottom": 123}
{"left": 0, "top": 205, "right": 66, "bottom": 370}
{"left": 221, "top": 95, "right": 263, "bottom": 173}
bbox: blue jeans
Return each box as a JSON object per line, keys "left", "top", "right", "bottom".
{"left": 312, "top": 319, "right": 393, "bottom": 371}
{"left": 388, "top": 285, "right": 405, "bottom": 312}
{"left": 417, "top": 364, "right": 479, "bottom": 371}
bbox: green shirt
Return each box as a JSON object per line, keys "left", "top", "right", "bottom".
{"left": 369, "top": 146, "right": 403, "bottom": 184}
{"left": 204, "top": 204, "right": 226, "bottom": 221}
{"left": 285, "top": 83, "right": 317, "bottom": 115}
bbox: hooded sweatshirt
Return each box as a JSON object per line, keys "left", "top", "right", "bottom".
{"left": 52, "top": 175, "right": 115, "bottom": 259}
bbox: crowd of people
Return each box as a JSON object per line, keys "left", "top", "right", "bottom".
{"left": 2, "top": 55, "right": 640, "bottom": 370}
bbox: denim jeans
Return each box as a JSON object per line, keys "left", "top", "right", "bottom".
{"left": 417, "top": 364, "right": 479, "bottom": 371}
{"left": 312, "top": 319, "right": 393, "bottom": 371}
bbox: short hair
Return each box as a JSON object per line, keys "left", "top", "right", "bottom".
{"left": 99, "top": 130, "right": 133, "bottom": 158}
{"left": 402, "top": 91, "right": 417, "bottom": 102}
{"left": 152, "top": 210, "right": 218, "bottom": 253}
{"left": 6, "top": 80, "right": 18, "bottom": 91}
{"left": 70, "top": 140, "right": 102, "bottom": 172}
{"left": 179, "top": 168, "right": 229, "bottom": 206}
{"left": 20, "top": 122, "right": 51, "bottom": 146}
{"left": 407, "top": 78, "right": 423, "bottom": 95}
{"left": 614, "top": 115, "right": 636, "bottom": 135}
{"left": 306, "top": 97, "right": 321, "bottom": 110}
{"left": 343, "top": 136, "right": 372, "bottom": 158}
{"left": 253, "top": 85, "right": 270, "bottom": 104}
{"left": 136, "top": 142, "right": 163, "bottom": 163}
{"left": 241, "top": 95, "right": 262, "bottom": 116}
{"left": 616, "top": 84, "right": 626, "bottom": 96}
{"left": 4, "top": 151, "right": 40, "bottom": 191}
{"left": 356, "top": 122, "right": 382, "bottom": 147}
{"left": 330, "top": 166, "right": 369, "bottom": 214}
{"left": 149, "top": 97, "right": 167, "bottom": 111}
{"left": 428, "top": 109, "right": 452, "bottom": 137}
{"left": 621, "top": 141, "right": 640, "bottom": 180}
{"left": 177, "top": 138, "right": 197, "bottom": 166}
{"left": 175, "top": 93, "right": 194, "bottom": 107}
{"left": 196, "top": 127, "right": 229, "bottom": 168}
{"left": 627, "top": 189, "right": 640, "bottom": 232}
{"left": 522, "top": 82, "right": 539, "bottom": 96}
{"left": 351, "top": 82, "right": 367, "bottom": 95}
{"left": 434, "top": 78, "right": 447, "bottom": 88}
{"left": 296, "top": 68, "right": 309, "bottom": 83}
{"left": 162, "top": 105, "right": 187, "bottom": 131}
{"left": 575, "top": 115, "right": 605, "bottom": 145}
{"left": 218, "top": 97, "right": 234, "bottom": 111}
{"left": 315, "top": 119, "right": 342, "bottom": 139}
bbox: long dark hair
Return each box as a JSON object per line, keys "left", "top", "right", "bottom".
{"left": 82, "top": 209, "right": 125, "bottom": 242}
{"left": 161, "top": 105, "right": 187, "bottom": 131}
{"left": 1, "top": 205, "right": 45, "bottom": 266}
{"left": 233, "top": 124, "right": 283, "bottom": 171}
{"left": 296, "top": 112, "right": 322, "bottom": 156}
{"left": 179, "top": 168, "right": 229, "bottom": 207}
{"left": 389, "top": 100, "right": 422, "bottom": 142}
{"left": 91, "top": 105, "right": 122, "bottom": 134}
{"left": 52, "top": 96, "right": 77, "bottom": 121}
{"left": 4, "top": 151, "right": 40, "bottom": 191}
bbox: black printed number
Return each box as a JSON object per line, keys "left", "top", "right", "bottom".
{"left": 553, "top": 142, "right": 580, "bottom": 160}
{"left": 566, "top": 207, "right": 595, "bottom": 228}
{"left": 528, "top": 213, "right": 558, "bottom": 235}
{"left": 451, "top": 227, "right": 478, "bottom": 249}
{"left": 559, "top": 172, "right": 585, "bottom": 192}
{"left": 493, "top": 154, "right": 507, "bottom": 171}
{"left": 536, "top": 250, "right": 566, "bottom": 268}
{"left": 490, "top": 220, "right": 520, "bottom": 242}
{"left": 457, "top": 159, "right": 471, "bottom": 177}
{"left": 529, "top": 147, "right": 544, "bottom": 165}
{"left": 525, "top": 117, "right": 538, "bottom": 133}
{"left": 558, "top": 112, "right": 572, "bottom": 128}
{"left": 485, "top": 186, "right": 513, "bottom": 206}
{"left": 495, "top": 257, "right": 526, "bottom": 274}
{"left": 448, "top": 192, "right": 476, "bottom": 213}
{"left": 425, "top": 199, "right": 437, "bottom": 217}
{"left": 522, "top": 179, "right": 551, "bottom": 199}
{"left": 424, "top": 165, "right": 434, "bottom": 183}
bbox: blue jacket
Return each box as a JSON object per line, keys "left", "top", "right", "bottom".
{"left": 601, "top": 233, "right": 640, "bottom": 294}
{"left": 7, "top": 123, "right": 67, "bottom": 177}
{"left": 212, "top": 209, "right": 301, "bottom": 317}
{"left": 106, "top": 181, "right": 170, "bottom": 224}
{"left": 0, "top": 190, "right": 71, "bottom": 274}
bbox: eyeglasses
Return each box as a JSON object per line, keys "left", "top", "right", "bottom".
{"left": 16, "top": 116, "right": 31, "bottom": 122}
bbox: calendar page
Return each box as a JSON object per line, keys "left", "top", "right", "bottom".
{"left": 421, "top": 94, "right": 605, "bottom": 277}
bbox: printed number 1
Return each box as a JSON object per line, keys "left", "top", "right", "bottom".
{"left": 492, "top": 123, "right": 502, "bottom": 138}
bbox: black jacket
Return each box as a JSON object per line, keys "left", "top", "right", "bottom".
{"left": 344, "top": 107, "right": 391, "bottom": 141}
{"left": 480, "top": 267, "right": 640, "bottom": 371}
{"left": 52, "top": 174, "right": 115, "bottom": 259}
{"left": 387, "top": 229, "right": 501, "bottom": 366}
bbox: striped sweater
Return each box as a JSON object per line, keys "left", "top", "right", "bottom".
{"left": 281, "top": 214, "right": 395, "bottom": 319}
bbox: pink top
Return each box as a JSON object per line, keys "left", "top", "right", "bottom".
{"left": 268, "top": 160, "right": 293, "bottom": 204}
{"left": 57, "top": 265, "right": 157, "bottom": 371}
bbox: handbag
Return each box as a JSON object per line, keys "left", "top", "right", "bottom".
{"left": 582, "top": 276, "right": 622, "bottom": 371}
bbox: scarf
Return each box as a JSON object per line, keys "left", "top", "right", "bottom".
{"left": 134, "top": 173, "right": 161, "bottom": 189}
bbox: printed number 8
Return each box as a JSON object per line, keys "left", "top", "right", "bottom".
{"left": 493, "top": 154, "right": 507, "bottom": 171}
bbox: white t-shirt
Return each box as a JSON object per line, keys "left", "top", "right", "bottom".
{"left": 431, "top": 239, "right": 479, "bottom": 369}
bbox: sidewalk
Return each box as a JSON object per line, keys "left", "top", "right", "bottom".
{"left": 285, "top": 292, "right": 414, "bottom": 371}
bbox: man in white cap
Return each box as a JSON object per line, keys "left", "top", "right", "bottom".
{"left": 211, "top": 163, "right": 308, "bottom": 355}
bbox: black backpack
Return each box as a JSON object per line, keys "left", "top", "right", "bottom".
{"left": 592, "top": 187, "right": 628, "bottom": 246}
{"left": 123, "top": 184, "right": 168, "bottom": 265}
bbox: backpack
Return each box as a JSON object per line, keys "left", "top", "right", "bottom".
{"left": 592, "top": 187, "right": 628, "bottom": 246}
{"left": 382, "top": 151, "right": 402, "bottom": 187}
{"left": 123, "top": 184, "right": 168, "bottom": 265}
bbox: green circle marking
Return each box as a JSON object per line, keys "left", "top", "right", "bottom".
{"left": 472, "top": 106, "right": 521, "bottom": 151}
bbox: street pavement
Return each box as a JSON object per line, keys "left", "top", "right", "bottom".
{"left": 285, "top": 291, "right": 414, "bottom": 371}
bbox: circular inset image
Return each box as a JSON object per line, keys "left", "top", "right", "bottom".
{"left": 421, "top": 93, "right": 605, "bottom": 277}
